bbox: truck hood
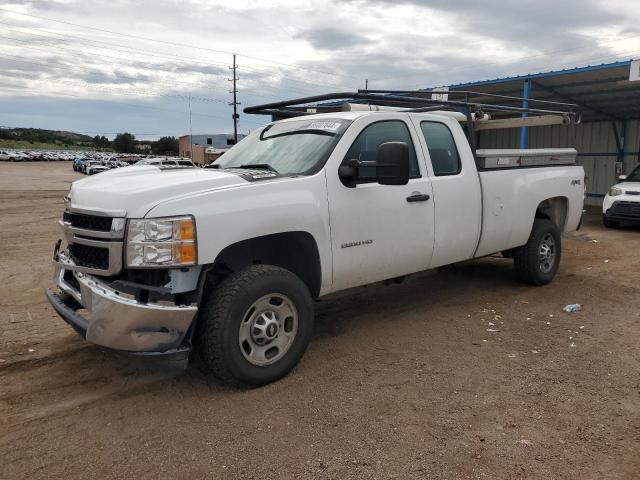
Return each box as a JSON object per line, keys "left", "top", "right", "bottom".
{"left": 69, "top": 166, "right": 248, "bottom": 217}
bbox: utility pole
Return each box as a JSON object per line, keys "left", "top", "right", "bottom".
{"left": 188, "top": 93, "right": 193, "bottom": 159}
{"left": 229, "top": 54, "right": 240, "bottom": 144}
{"left": 365, "top": 79, "right": 368, "bottom": 90}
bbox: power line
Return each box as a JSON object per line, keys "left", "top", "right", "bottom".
{"left": 2, "top": 6, "right": 638, "bottom": 95}
{"left": 0, "top": 85, "right": 235, "bottom": 121}
{"left": 0, "top": 25, "right": 356, "bottom": 99}
{"left": 0, "top": 7, "right": 362, "bottom": 83}
{"left": 0, "top": 37, "right": 352, "bottom": 108}
{"left": 0, "top": 56, "right": 224, "bottom": 99}
{"left": 0, "top": 22, "right": 233, "bottom": 72}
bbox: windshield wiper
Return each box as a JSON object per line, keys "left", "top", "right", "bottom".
{"left": 236, "top": 163, "right": 279, "bottom": 173}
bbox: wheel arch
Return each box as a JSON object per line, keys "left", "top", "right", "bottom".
{"left": 208, "top": 231, "right": 322, "bottom": 298}
{"left": 535, "top": 196, "right": 568, "bottom": 232}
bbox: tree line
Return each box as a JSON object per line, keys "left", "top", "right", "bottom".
{"left": 109, "top": 133, "right": 179, "bottom": 155}
{"left": 0, "top": 127, "right": 179, "bottom": 155}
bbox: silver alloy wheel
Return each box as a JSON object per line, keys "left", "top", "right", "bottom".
{"left": 538, "top": 233, "right": 556, "bottom": 273}
{"left": 238, "top": 293, "right": 299, "bottom": 366}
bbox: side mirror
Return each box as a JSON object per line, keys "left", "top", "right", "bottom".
{"left": 376, "top": 141, "right": 410, "bottom": 186}
{"left": 617, "top": 174, "right": 627, "bottom": 182}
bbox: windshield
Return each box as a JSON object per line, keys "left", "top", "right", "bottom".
{"left": 627, "top": 166, "right": 640, "bottom": 182}
{"left": 215, "top": 118, "right": 351, "bottom": 175}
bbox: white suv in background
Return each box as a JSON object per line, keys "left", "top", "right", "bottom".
{"left": 603, "top": 165, "right": 640, "bottom": 228}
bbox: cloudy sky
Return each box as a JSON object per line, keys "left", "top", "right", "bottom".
{"left": 1, "top": 0, "right": 639, "bottom": 139}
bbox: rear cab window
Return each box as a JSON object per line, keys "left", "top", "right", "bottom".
{"left": 420, "top": 121, "right": 461, "bottom": 176}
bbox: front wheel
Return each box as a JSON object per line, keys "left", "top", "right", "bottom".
{"left": 197, "top": 264, "right": 314, "bottom": 387}
{"left": 513, "top": 219, "right": 561, "bottom": 286}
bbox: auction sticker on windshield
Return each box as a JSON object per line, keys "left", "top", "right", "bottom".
{"left": 307, "top": 121, "right": 342, "bottom": 132}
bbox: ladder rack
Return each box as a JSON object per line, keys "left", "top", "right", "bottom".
{"left": 243, "top": 90, "right": 580, "bottom": 124}
{"left": 243, "top": 91, "right": 581, "bottom": 159}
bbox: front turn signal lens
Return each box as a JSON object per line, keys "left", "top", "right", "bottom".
{"left": 177, "top": 219, "right": 195, "bottom": 241}
{"left": 175, "top": 243, "right": 196, "bottom": 264}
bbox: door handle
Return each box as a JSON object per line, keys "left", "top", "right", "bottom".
{"left": 406, "top": 193, "right": 430, "bottom": 203}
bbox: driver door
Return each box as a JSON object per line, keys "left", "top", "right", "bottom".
{"left": 326, "top": 116, "right": 435, "bottom": 292}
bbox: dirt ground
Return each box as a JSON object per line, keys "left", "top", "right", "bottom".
{"left": 1, "top": 162, "right": 639, "bottom": 480}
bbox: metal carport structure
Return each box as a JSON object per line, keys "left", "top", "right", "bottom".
{"left": 446, "top": 60, "right": 640, "bottom": 204}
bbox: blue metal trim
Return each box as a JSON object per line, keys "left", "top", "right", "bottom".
{"left": 447, "top": 60, "right": 633, "bottom": 89}
{"left": 520, "top": 80, "right": 530, "bottom": 149}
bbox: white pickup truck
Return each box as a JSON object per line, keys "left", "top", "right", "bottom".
{"left": 47, "top": 102, "right": 586, "bottom": 386}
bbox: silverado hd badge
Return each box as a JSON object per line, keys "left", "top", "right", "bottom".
{"left": 341, "top": 239, "right": 373, "bottom": 249}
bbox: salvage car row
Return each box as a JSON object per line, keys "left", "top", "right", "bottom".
{"left": 74, "top": 156, "right": 196, "bottom": 175}
{"left": 0, "top": 149, "right": 145, "bottom": 163}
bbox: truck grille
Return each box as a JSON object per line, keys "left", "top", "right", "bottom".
{"left": 63, "top": 211, "right": 113, "bottom": 232}
{"left": 68, "top": 243, "right": 109, "bottom": 270}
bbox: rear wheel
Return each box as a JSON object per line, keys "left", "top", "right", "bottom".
{"left": 513, "top": 219, "right": 561, "bottom": 286}
{"left": 603, "top": 216, "right": 620, "bottom": 228}
{"left": 197, "top": 264, "right": 314, "bottom": 387}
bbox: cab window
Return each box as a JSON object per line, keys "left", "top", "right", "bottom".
{"left": 420, "top": 121, "right": 461, "bottom": 176}
{"left": 343, "top": 120, "right": 420, "bottom": 182}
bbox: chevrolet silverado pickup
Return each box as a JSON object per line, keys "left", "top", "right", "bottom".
{"left": 47, "top": 99, "right": 586, "bottom": 386}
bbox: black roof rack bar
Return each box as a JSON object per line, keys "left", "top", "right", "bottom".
{"left": 359, "top": 89, "right": 578, "bottom": 108}
{"left": 244, "top": 92, "right": 579, "bottom": 120}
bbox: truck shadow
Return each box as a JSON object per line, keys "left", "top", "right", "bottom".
{"left": 312, "top": 256, "right": 517, "bottom": 341}
{"left": 0, "top": 255, "right": 530, "bottom": 421}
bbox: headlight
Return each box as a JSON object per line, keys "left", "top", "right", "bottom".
{"left": 609, "top": 187, "right": 624, "bottom": 197}
{"left": 126, "top": 216, "right": 197, "bottom": 267}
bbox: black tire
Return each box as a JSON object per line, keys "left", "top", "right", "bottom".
{"left": 196, "top": 264, "right": 314, "bottom": 387}
{"left": 603, "top": 217, "right": 619, "bottom": 228}
{"left": 513, "top": 218, "right": 561, "bottom": 286}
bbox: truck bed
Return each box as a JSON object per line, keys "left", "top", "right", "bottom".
{"left": 474, "top": 164, "right": 585, "bottom": 257}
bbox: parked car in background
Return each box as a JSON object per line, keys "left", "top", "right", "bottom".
{"left": 0, "top": 151, "right": 10, "bottom": 161}
{"left": 84, "top": 160, "right": 109, "bottom": 175}
{"left": 135, "top": 158, "right": 195, "bottom": 168}
{"left": 6, "top": 151, "right": 29, "bottom": 161}
{"left": 603, "top": 165, "right": 640, "bottom": 227}
{"left": 73, "top": 158, "right": 87, "bottom": 172}
{"left": 108, "top": 159, "right": 130, "bottom": 168}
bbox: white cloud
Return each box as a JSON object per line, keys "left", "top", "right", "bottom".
{"left": 0, "top": 0, "right": 638, "bottom": 137}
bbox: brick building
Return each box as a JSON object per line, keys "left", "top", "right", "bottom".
{"left": 178, "top": 133, "right": 246, "bottom": 165}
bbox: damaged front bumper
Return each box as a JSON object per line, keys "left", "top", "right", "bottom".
{"left": 46, "top": 252, "right": 198, "bottom": 354}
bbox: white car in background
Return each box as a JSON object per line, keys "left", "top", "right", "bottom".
{"left": 2, "top": 151, "right": 29, "bottom": 161}
{"left": 135, "top": 158, "right": 195, "bottom": 168}
{"left": 603, "top": 165, "right": 640, "bottom": 228}
{"left": 84, "top": 160, "right": 109, "bottom": 175}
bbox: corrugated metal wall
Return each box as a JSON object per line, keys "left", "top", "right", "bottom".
{"left": 478, "top": 120, "right": 640, "bottom": 206}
